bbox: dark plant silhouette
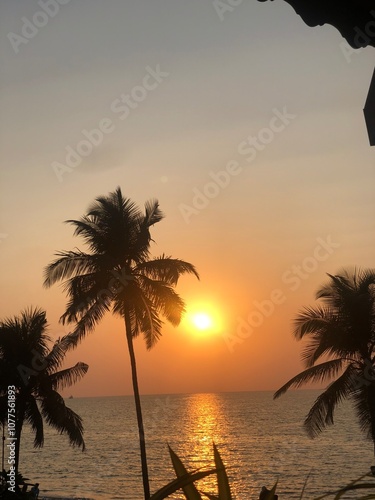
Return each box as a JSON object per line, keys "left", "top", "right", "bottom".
{"left": 257, "top": 0, "right": 375, "bottom": 49}
{"left": 0, "top": 307, "right": 87, "bottom": 478}
{"left": 274, "top": 268, "right": 375, "bottom": 453}
{"left": 43, "top": 187, "right": 199, "bottom": 500}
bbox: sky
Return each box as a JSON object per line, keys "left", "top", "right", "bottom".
{"left": 0, "top": 0, "right": 374, "bottom": 398}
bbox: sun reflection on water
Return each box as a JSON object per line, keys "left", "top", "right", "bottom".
{"left": 175, "top": 393, "right": 233, "bottom": 497}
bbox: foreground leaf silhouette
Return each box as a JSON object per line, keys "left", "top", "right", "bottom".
{"left": 274, "top": 268, "right": 375, "bottom": 453}
{"left": 150, "top": 443, "right": 236, "bottom": 500}
{"left": 43, "top": 187, "right": 199, "bottom": 500}
{"left": 150, "top": 443, "right": 279, "bottom": 499}
{"left": 0, "top": 307, "right": 87, "bottom": 479}
{"left": 150, "top": 443, "right": 375, "bottom": 500}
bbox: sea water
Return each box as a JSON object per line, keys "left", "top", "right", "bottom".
{"left": 16, "top": 391, "right": 373, "bottom": 499}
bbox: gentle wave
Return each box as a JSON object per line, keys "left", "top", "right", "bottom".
{"left": 16, "top": 391, "right": 373, "bottom": 499}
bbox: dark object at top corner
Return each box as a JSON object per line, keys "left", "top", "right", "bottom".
{"left": 258, "top": 0, "right": 375, "bottom": 49}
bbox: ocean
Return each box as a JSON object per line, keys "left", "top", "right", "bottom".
{"left": 16, "top": 391, "right": 373, "bottom": 500}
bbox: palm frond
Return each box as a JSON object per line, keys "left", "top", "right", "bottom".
{"left": 144, "top": 199, "right": 164, "bottom": 227}
{"left": 351, "top": 383, "right": 375, "bottom": 443}
{"left": 83, "top": 188, "right": 143, "bottom": 257}
{"left": 136, "top": 255, "right": 200, "bottom": 285}
{"left": 43, "top": 251, "right": 96, "bottom": 288}
{"left": 67, "top": 217, "right": 104, "bottom": 246}
{"left": 293, "top": 306, "right": 333, "bottom": 340}
{"left": 137, "top": 276, "right": 186, "bottom": 325}
{"left": 48, "top": 362, "right": 89, "bottom": 390}
{"left": 62, "top": 297, "right": 111, "bottom": 347}
{"left": 138, "top": 300, "right": 164, "bottom": 349}
{"left": 60, "top": 269, "right": 120, "bottom": 329}
{"left": 24, "top": 395, "right": 44, "bottom": 448}
{"left": 132, "top": 200, "right": 161, "bottom": 262}
{"left": 44, "top": 331, "right": 84, "bottom": 369}
{"left": 300, "top": 324, "right": 362, "bottom": 368}
{"left": 40, "top": 390, "right": 85, "bottom": 450}
{"left": 0, "top": 308, "right": 51, "bottom": 358}
{"left": 317, "top": 268, "right": 375, "bottom": 309}
{"left": 356, "top": 268, "right": 375, "bottom": 294}
{"left": 303, "top": 364, "right": 357, "bottom": 438}
{"left": 317, "top": 270, "right": 354, "bottom": 304}
{"left": 274, "top": 359, "right": 345, "bottom": 399}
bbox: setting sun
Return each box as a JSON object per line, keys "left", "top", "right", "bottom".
{"left": 182, "top": 301, "right": 226, "bottom": 338}
{"left": 192, "top": 312, "right": 212, "bottom": 330}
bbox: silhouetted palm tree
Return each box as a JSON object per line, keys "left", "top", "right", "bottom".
{"left": 43, "top": 187, "right": 199, "bottom": 499}
{"left": 274, "top": 268, "right": 375, "bottom": 453}
{"left": 0, "top": 307, "right": 88, "bottom": 478}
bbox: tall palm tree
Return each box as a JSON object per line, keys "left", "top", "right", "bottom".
{"left": 0, "top": 307, "right": 88, "bottom": 479}
{"left": 43, "top": 187, "right": 199, "bottom": 499}
{"left": 274, "top": 268, "right": 375, "bottom": 453}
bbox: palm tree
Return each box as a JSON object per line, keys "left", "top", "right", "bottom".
{"left": 43, "top": 187, "right": 199, "bottom": 499}
{"left": 0, "top": 307, "right": 88, "bottom": 480}
{"left": 274, "top": 268, "right": 375, "bottom": 453}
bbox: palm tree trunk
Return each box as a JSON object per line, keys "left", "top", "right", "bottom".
{"left": 124, "top": 312, "right": 150, "bottom": 500}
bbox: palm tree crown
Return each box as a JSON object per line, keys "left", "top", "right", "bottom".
{"left": 44, "top": 187, "right": 199, "bottom": 348}
{"left": 274, "top": 268, "right": 375, "bottom": 451}
{"left": 0, "top": 307, "right": 88, "bottom": 477}
{"left": 43, "top": 187, "right": 199, "bottom": 499}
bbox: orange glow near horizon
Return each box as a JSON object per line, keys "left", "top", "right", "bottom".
{"left": 182, "top": 301, "right": 225, "bottom": 338}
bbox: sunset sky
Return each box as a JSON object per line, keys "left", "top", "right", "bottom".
{"left": 0, "top": 0, "right": 374, "bottom": 398}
